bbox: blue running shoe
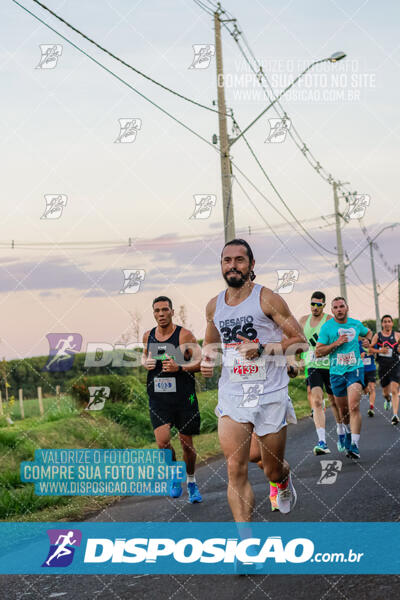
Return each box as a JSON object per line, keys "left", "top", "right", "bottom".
{"left": 170, "top": 481, "right": 183, "bottom": 498}
{"left": 337, "top": 434, "right": 346, "bottom": 453}
{"left": 347, "top": 443, "right": 360, "bottom": 459}
{"left": 187, "top": 482, "right": 202, "bottom": 503}
{"left": 313, "top": 441, "right": 331, "bottom": 456}
{"left": 344, "top": 432, "right": 352, "bottom": 451}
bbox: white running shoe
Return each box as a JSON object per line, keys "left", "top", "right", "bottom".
{"left": 276, "top": 474, "right": 297, "bottom": 514}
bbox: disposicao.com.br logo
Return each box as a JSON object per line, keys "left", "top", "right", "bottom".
{"left": 81, "top": 536, "right": 363, "bottom": 566}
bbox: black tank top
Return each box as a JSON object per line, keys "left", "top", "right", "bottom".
{"left": 376, "top": 330, "right": 399, "bottom": 363}
{"left": 146, "top": 325, "right": 196, "bottom": 401}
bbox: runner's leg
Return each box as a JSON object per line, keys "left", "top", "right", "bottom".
{"left": 154, "top": 424, "right": 176, "bottom": 461}
{"left": 391, "top": 381, "right": 399, "bottom": 423}
{"left": 311, "top": 385, "right": 325, "bottom": 439}
{"left": 368, "top": 380, "right": 376, "bottom": 416}
{"left": 257, "top": 427, "right": 289, "bottom": 486}
{"left": 218, "top": 416, "right": 254, "bottom": 522}
{"left": 328, "top": 393, "right": 340, "bottom": 423}
{"left": 178, "top": 433, "right": 196, "bottom": 475}
{"left": 249, "top": 433, "right": 278, "bottom": 511}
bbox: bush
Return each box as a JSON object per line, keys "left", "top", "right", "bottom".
{"left": 199, "top": 405, "right": 218, "bottom": 433}
{"left": 102, "top": 402, "right": 153, "bottom": 445}
{"left": 70, "top": 375, "right": 147, "bottom": 409}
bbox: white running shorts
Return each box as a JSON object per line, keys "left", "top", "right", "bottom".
{"left": 214, "top": 386, "right": 297, "bottom": 436}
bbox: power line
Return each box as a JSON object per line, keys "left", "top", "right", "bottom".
{"left": 358, "top": 220, "right": 396, "bottom": 276}
{"left": 30, "top": 0, "right": 228, "bottom": 116}
{"left": 198, "top": 1, "right": 361, "bottom": 201}
{"left": 20, "top": 0, "right": 361, "bottom": 275}
{"left": 13, "top": 0, "right": 219, "bottom": 151}
{"left": 230, "top": 112, "right": 337, "bottom": 255}
{"left": 15, "top": 0, "right": 341, "bottom": 260}
{"left": 234, "top": 174, "right": 331, "bottom": 273}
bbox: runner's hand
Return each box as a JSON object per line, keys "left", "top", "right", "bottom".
{"left": 161, "top": 355, "right": 179, "bottom": 373}
{"left": 236, "top": 334, "right": 259, "bottom": 360}
{"left": 287, "top": 365, "right": 298, "bottom": 379}
{"left": 200, "top": 353, "right": 215, "bottom": 378}
{"left": 335, "top": 334, "right": 349, "bottom": 347}
{"left": 143, "top": 351, "right": 156, "bottom": 370}
{"left": 380, "top": 345, "right": 389, "bottom": 354}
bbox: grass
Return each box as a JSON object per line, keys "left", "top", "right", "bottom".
{"left": 0, "top": 379, "right": 308, "bottom": 522}
{"left": 1, "top": 395, "right": 77, "bottom": 423}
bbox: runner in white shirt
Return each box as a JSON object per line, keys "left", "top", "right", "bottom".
{"left": 201, "top": 239, "right": 306, "bottom": 520}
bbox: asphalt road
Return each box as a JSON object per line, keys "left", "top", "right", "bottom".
{"left": 1, "top": 389, "right": 400, "bottom": 599}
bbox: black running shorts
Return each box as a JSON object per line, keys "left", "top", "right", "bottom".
{"left": 363, "top": 370, "right": 376, "bottom": 385}
{"left": 308, "top": 368, "right": 333, "bottom": 395}
{"left": 378, "top": 362, "right": 400, "bottom": 388}
{"left": 149, "top": 396, "right": 201, "bottom": 435}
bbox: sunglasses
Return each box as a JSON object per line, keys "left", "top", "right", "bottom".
{"left": 311, "top": 302, "right": 324, "bottom": 307}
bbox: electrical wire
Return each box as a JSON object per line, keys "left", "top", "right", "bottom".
{"left": 30, "top": 0, "right": 228, "bottom": 116}
{"left": 230, "top": 113, "right": 338, "bottom": 255}
{"left": 13, "top": 0, "right": 219, "bottom": 151}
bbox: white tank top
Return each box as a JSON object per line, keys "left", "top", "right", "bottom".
{"left": 213, "top": 283, "right": 289, "bottom": 398}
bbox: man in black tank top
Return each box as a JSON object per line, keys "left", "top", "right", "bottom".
{"left": 142, "top": 296, "right": 203, "bottom": 501}
{"left": 370, "top": 314, "right": 400, "bottom": 424}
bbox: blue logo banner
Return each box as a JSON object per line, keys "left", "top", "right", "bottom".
{"left": 0, "top": 522, "right": 398, "bottom": 574}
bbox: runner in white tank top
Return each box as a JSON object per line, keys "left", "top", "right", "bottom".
{"left": 201, "top": 239, "right": 306, "bottom": 523}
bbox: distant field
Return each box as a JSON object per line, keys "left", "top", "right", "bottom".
{"left": 1, "top": 395, "right": 76, "bottom": 422}
{"left": 0, "top": 378, "right": 308, "bottom": 521}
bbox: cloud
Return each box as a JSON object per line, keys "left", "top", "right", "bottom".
{"left": 0, "top": 224, "right": 396, "bottom": 296}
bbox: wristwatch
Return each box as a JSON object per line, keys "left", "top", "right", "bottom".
{"left": 256, "top": 343, "right": 264, "bottom": 357}
{"left": 178, "top": 365, "right": 183, "bottom": 372}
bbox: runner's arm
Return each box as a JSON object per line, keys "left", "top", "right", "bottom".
{"left": 262, "top": 289, "right": 307, "bottom": 357}
{"left": 202, "top": 297, "right": 221, "bottom": 347}
{"left": 366, "top": 333, "right": 380, "bottom": 355}
{"left": 200, "top": 297, "right": 221, "bottom": 377}
{"left": 178, "top": 328, "right": 201, "bottom": 373}
{"left": 141, "top": 331, "right": 156, "bottom": 369}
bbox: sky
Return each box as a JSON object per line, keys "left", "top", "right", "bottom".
{"left": 0, "top": 0, "right": 399, "bottom": 359}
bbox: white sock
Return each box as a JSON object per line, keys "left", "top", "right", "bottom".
{"left": 351, "top": 433, "right": 360, "bottom": 445}
{"left": 316, "top": 428, "right": 326, "bottom": 443}
{"left": 344, "top": 424, "right": 351, "bottom": 434}
{"left": 187, "top": 474, "right": 196, "bottom": 483}
{"left": 336, "top": 423, "right": 345, "bottom": 435}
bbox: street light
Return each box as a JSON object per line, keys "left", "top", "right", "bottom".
{"left": 230, "top": 51, "right": 347, "bottom": 146}
{"left": 329, "top": 51, "right": 347, "bottom": 62}
{"left": 345, "top": 223, "right": 400, "bottom": 269}
{"left": 345, "top": 223, "right": 400, "bottom": 332}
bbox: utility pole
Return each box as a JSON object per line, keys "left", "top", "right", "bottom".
{"left": 370, "top": 242, "right": 381, "bottom": 332}
{"left": 214, "top": 9, "right": 235, "bottom": 243}
{"left": 333, "top": 181, "right": 347, "bottom": 299}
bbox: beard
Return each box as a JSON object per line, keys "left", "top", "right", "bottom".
{"left": 223, "top": 268, "right": 250, "bottom": 288}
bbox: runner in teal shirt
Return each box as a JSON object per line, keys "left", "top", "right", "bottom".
{"left": 318, "top": 317, "right": 369, "bottom": 375}
{"left": 316, "top": 297, "right": 373, "bottom": 461}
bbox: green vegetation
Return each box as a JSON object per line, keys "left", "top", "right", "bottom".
{"left": 0, "top": 378, "right": 308, "bottom": 522}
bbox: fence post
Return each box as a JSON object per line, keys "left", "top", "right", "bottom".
{"left": 18, "top": 388, "right": 24, "bottom": 419}
{"left": 56, "top": 385, "right": 60, "bottom": 408}
{"left": 0, "top": 390, "right": 3, "bottom": 415}
{"left": 37, "top": 386, "right": 44, "bottom": 416}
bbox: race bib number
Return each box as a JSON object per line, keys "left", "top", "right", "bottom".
{"left": 379, "top": 348, "right": 393, "bottom": 358}
{"left": 154, "top": 377, "right": 176, "bottom": 393}
{"left": 336, "top": 351, "right": 357, "bottom": 366}
{"left": 229, "top": 357, "right": 266, "bottom": 383}
{"left": 362, "top": 356, "right": 372, "bottom": 366}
